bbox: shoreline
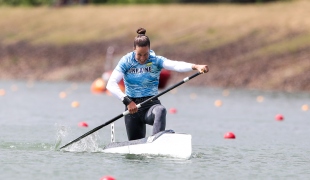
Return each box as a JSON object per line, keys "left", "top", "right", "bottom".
{"left": 0, "top": 39, "right": 309, "bottom": 93}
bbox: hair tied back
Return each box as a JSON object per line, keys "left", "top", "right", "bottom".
{"left": 134, "top": 27, "right": 150, "bottom": 48}
{"left": 137, "top": 27, "right": 146, "bottom": 36}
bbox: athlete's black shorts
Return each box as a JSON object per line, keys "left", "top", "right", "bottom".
{"left": 125, "top": 96, "right": 166, "bottom": 141}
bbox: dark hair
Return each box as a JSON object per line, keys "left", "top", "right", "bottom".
{"left": 134, "top": 27, "right": 150, "bottom": 48}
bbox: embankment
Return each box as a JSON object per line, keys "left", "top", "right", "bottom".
{"left": 0, "top": 1, "right": 309, "bottom": 92}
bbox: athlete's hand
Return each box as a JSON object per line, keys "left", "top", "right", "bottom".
{"left": 127, "top": 101, "right": 138, "bottom": 114}
{"left": 192, "top": 64, "right": 209, "bottom": 73}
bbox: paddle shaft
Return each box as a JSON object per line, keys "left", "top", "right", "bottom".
{"left": 59, "top": 72, "right": 202, "bottom": 149}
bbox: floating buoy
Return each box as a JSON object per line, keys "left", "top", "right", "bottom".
{"left": 222, "top": 89, "right": 230, "bottom": 97}
{"left": 59, "top": 92, "right": 67, "bottom": 99}
{"left": 224, "top": 132, "right": 235, "bottom": 139}
{"left": 71, "top": 101, "right": 80, "bottom": 108}
{"left": 78, "top": 122, "right": 88, "bottom": 128}
{"left": 11, "top": 85, "right": 18, "bottom": 91}
{"left": 169, "top": 108, "right": 177, "bottom": 114}
{"left": 26, "top": 80, "right": 34, "bottom": 88}
{"left": 214, "top": 100, "right": 222, "bottom": 107}
{"left": 275, "top": 114, "right": 284, "bottom": 121}
{"left": 71, "top": 83, "right": 78, "bottom": 90}
{"left": 91, "top": 78, "right": 106, "bottom": 94}
{"left": 0, "top": 89, "right": 5, "bottom": 96}
{"left": 100, "top": 176, "right": 116, "bottom": 180}
{"left": 256, "top": 96, "right": 264, "bottom": 103}
{"left": 301, "top": 104, "right": 309, "bottom": 111}
{"left": 190, "top": 93, "right": 197, "bottom": 100}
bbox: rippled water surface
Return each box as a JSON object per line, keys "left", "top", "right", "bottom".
{"left": 1, "top": 80, "right": 310, "bottom": 180}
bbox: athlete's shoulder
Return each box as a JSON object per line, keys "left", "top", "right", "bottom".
{"left": 116, "top": 52, "right": 135, "bottom": 72}
{"left": 149, "top": 50, "right": 167, "bottom": 61}
{"left": 149, "top": 50, "right": 156, "bottom": 58}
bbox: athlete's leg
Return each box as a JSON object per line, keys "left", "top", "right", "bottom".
{"left": 124, "top": 112, "right": 146, "bottom": 141}
{"left": 144, "top": 104, "right": 167, "bottom": 135}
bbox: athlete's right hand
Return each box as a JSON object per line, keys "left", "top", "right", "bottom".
{"left": 127, "top": 101, "right": 138, "bottom": 114}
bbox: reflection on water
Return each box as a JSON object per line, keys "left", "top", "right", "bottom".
{"left": 124, "top": 154, "right": 150, "bottom": 160}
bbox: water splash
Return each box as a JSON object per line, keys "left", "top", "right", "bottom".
{"left": 191, "top": 152, "right": 206, "bottom": 159}
{"left": 53, "top": 124, "right": 68, "bottom": 150}
{"left": 54, "top": 123, "right": 103, "bottom": 153}
{"left": 62, "top": 132, "right": 102, "bottom": 152}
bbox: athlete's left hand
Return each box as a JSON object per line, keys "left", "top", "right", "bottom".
{"left": 193, "top": 64, "right": 209, "bottom": 73}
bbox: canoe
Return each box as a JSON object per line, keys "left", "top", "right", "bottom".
{"left": 102, "top": 130, "right": 192, "bottom": 159}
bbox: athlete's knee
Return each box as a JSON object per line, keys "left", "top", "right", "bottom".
{"left": 153, "top": 105, "right": 167, "bottom": 116}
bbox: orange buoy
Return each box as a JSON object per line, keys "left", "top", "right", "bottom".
{"left": 169, "top": 108, "right": 177, "bottom": 114}
{"left": 91, "top": 78, "right": 107, "bottom": 94}
{"left": 11, "top": 85, "right": 18, "bottom": 91}
{"left": 214, "top": 100, "right": 222, "bottom": 107}
{"left": 71, "top": 101, "right": 80, "bottom": 108}
{"left": 59, "top": 92, "right": 67, "bottom": 99}
{"left": 222, "top": 89, "right": 230, "bottom": 96}
{"left": 224, "top": 132, "right": 236, "bottom": 139}
{"left": 275, "top": 114, "right": 284, "bottom": 121}
{"left": 78, "top": 122, "right": 88, "bottom": 128}
{"left": 0, "top": 89, "right": 5, "bottom": 96}
{"left": 26, "top": 80, "right": 34, "bottom": 88}
{"left": 301, "top": 104, "right": 309, "bottom": 111}
{"left": 100, "top": 176, "right": 116, "bottom": 180}
{"left": 190, "top": 93, "right": 197, "bottom": 100}
{"left": 256, "top": 96, "right": 264, "bottom": 103}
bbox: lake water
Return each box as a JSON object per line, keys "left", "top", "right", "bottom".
{"left": 0, "top": 79, "right": 310, "bottom": 180}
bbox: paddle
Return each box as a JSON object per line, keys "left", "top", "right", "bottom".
{"left": 59, "top": 71, "right": 203, "bottom": 150}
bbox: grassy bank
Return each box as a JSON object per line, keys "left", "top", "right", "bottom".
{"left": 0, "top": 0, "right": 310, "bottom": 92}
{"left": 1, "top": 1, "right": 310, "bottom": 46}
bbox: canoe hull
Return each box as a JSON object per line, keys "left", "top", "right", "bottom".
{"left": 102, "top": 130, "right": 192, "bottom": 159}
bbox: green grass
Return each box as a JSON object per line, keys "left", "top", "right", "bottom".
{"left": 0, "top": 0, "right": 309, "bottom": 50}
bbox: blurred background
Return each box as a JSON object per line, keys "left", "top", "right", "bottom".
{"left": 0, "top": 0, "right": 309, "bottom": 92}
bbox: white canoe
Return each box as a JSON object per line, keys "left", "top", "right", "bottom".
{"left": 102, "top": 130, "right": 192, "bottom": 159}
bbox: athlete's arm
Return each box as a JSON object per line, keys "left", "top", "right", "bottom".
{"left": 106, "top": 69, "right": 126, "bottom": 100}
{"left": 106, "top": 70, "right": 138, "bottom": 114}
{"left": 162, "top": 59, "right": 194, "bottom": 72}
{"left": 163, "top": 59, "right": 208, "bottom": 73}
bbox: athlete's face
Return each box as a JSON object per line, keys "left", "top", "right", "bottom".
{"left": 134, "top": 46, "right": 149, "bottom": 64}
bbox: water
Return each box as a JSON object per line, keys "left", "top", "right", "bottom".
{"left": 1, "top": 80, "right": 310, "bottom": 180}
